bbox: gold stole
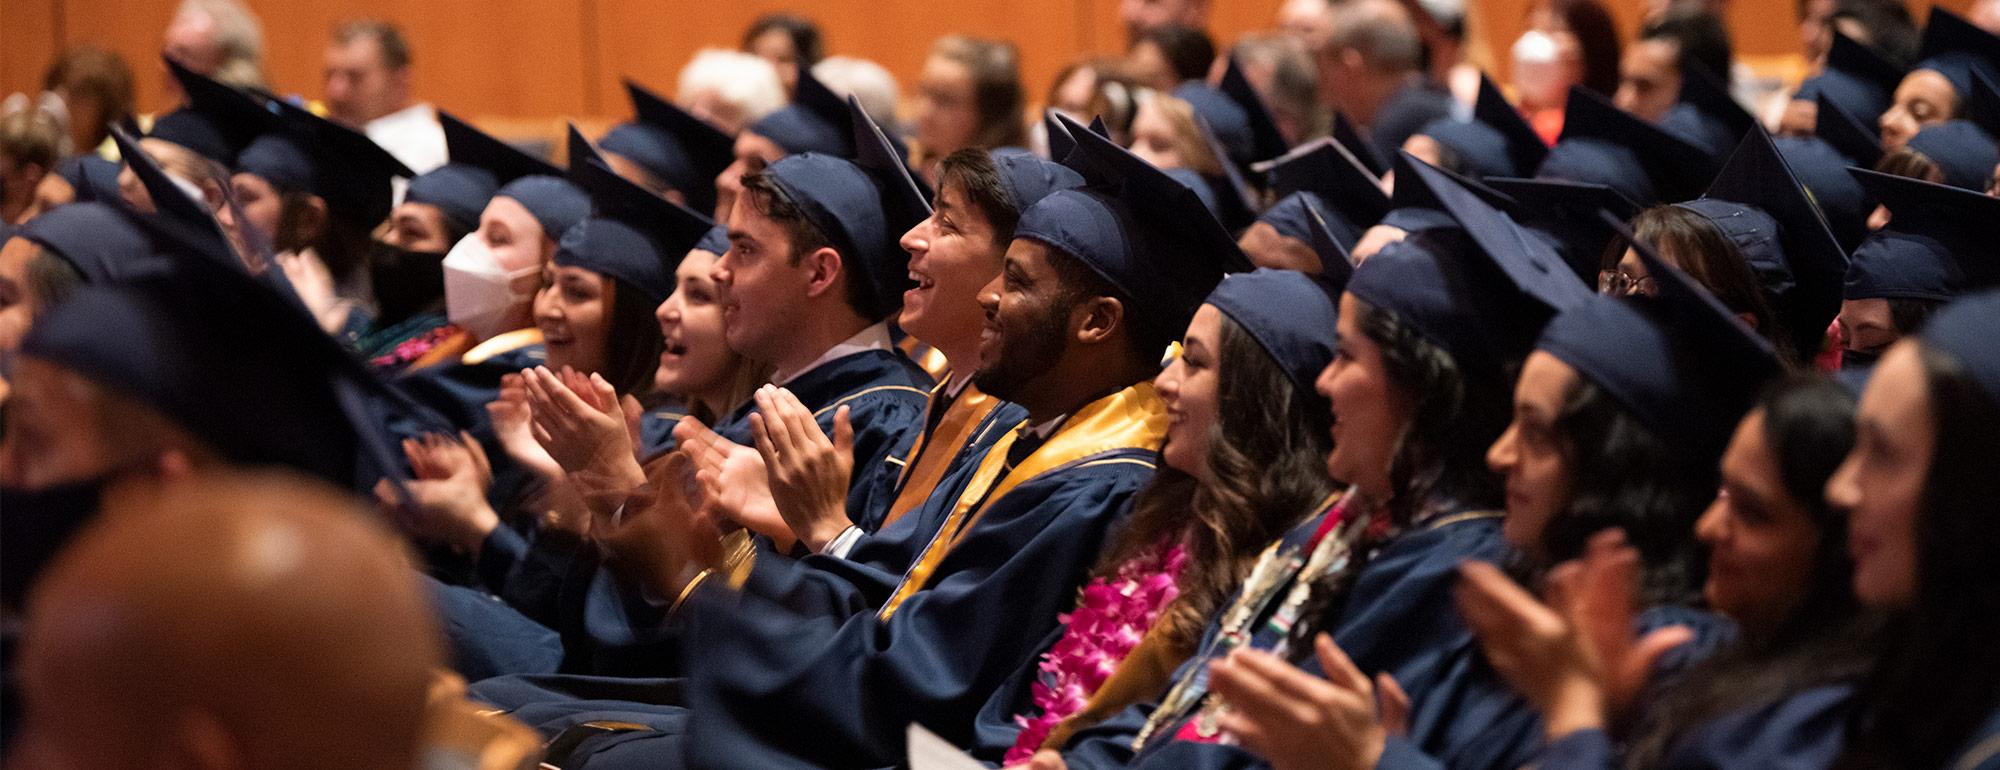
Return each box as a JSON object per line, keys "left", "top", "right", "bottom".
{"left": 877, "top": 382, "right": 1169, "bottom": 621}
{"left": 880, "top": 379, "right": 1008, "bottom": 530}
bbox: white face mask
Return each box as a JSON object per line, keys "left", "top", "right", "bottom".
{"left": 442, "top": 234, "right": 540, "bottom": 340}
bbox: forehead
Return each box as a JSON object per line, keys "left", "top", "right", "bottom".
{"left": 481, "top": 196, "right": 541, "bottom": 235}
{"left": 1004, "top": 237, "right": 1054, "bottom": 271}
{"left": 1859, "top": 341, "right": 1930, "bottom": 420}
{"left": 677, "top": 248, "right": 717, "bottom": 278}
{"left": 1516, "top": 350, "right": 1578, "bottom": 407}
{"left": 1896, "top": 69, "right": 1958, "bottom": 104}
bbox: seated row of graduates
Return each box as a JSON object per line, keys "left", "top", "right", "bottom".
{"left": 5, "top": 35, "right": 2000, "bottom": 770}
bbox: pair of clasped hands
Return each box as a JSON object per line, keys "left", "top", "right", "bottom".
{"left": 380, "top": 367, "right": 861, "bottom": 596}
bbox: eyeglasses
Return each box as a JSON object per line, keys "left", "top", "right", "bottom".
{"left": 1597, "top": 270, "right": 1658, "bottom": 297}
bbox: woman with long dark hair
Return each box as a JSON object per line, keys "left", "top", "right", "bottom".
{"left": 1038, "top": 159, "right": 1581, "bottom": 770}
{"left": 981, "top": 268, "right": 1339, "bottom": 763}
{"left": 1825, "top": 291, "right": 2000, "bottom": 769}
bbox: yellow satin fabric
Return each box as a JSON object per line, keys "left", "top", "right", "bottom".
{"left": 880, "top": 380, "right": 1009, "bottom": 530}
{"left": 877, "top": 382, "right": 1169, "bottom": 620}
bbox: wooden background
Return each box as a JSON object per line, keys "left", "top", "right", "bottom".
{"left": 0, "top": 0, "right": 1975, "bottom": 123}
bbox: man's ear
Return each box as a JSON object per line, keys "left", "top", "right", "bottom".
{"left": 801, "top": 246, "right": 845, "bottom": 299}
{"left": 1072, "top": 295, "right": 1125, "bottom": 346}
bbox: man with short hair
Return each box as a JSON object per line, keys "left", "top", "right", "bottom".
{"left": 8, "top": 470, "right": 445, "bottom": 770}
{"left": 325, "top": 19, "right": 447, "bottom": 174}
{"left": 1319, "top": 0, "right": 1454, "bottom": 161}
{"left": 161, "top": 0, "right": 265, "bottom": 98}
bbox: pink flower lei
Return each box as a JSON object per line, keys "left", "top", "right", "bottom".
{"left": 1004, "top": 535, "right": 1191, "bottom": 764}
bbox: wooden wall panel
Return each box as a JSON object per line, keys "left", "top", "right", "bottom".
{"left": 0, "top": 0, "right": 1981, "bottom": 125}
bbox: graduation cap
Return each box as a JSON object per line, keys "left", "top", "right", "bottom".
{"left": 16, "top": 202, "right": 419, "bottom": 492}
{"left": 555, "top": 124, "right": 714, "bottom": 305}
{"left": 598, "top": 79, "right": 735, "bottom": 216}
{"left": 147, "top": 56, "right": 275, "bottom": 165}
{"left": 1676, "top": 127, "right": 1850, "bottom": 362}
{"left": 1205, "top": 268, "right": 1340, "bottom": 393}
{"left": 1772, "top": 134, "right": 1870, "bottom": 254}
{"left": 757, "top": 127, "right": 926, "bottom": 320}
{"left": 403, "top": 164, "right": 499, "bottom": 235}
{"left": 1413, "top": 75, "right": 1548, "bottom": 180}
{"left": 1260, "top": 192, "right": 1356, "bottom": 253}
{"left": 695, "top": 223, "right": 731, "bottom": 257}
{"left": 1903, "top": 72, "right": 2000, "bottom": 191}
{"left": 847, "top": 95, "right": 935, "bottom": 216}
{"left": 1660, "top": 64, "right": 1757, "bottom": 158}
{"left": 1814, "top": 92, "right": 1884, "bottom": 168}
{"left": 1013, "top": 114, "right": 1247, "bottom": 339}
{"left": 1332, "top": 111, "right": 1389, "bottom": 176}
{"left": 1913, "top": 8, "right": 2000, "bottom": 101}
{"left": 749, "top": 67, "right": 853, "bottom": 157}
{"left": 1255, "top": 137, "right": 1391, "bottom": 245}
{"left": 235, "top": 97, "right": 414, "bottom": 227}
{"left": 9, "top": 202, "right": 164, "bottom": 284}
{"left": 1919, "top": 289, "right": 2000, "bottom": 408}
{"left": 1844, "top": 167, "right": 2000, "bottom": 300}
{"left": 1537, "top": 87, "right": 1716, "bottom": 205}
{"left": 990, "top": 150, "right": 1085, "bottom": 226}
{"left": 1219, "top": 58, "right": 1291, "bottom": 163}
{"left": 1537, "top": 216, "right": 1781, "bottom": 461}
{"left": 1190, "top": 118, "right": 1263, "bottom": 233}
{"left": 1484, "top": 176, "right": 1643, "bottom": 283}
{"left": 108, "top": 124, "right": 237, "bottom": 266}
{"left": 53, "top": 154, "right": 126, "bottom": 204}
{"left": 1344, "top": 154, "right": 1593, "bottom": 383}
{"left": 1793, "top": 30, "right": 1904, "bottom": 125}
{"left": 1381, "top": 151, "right": 1520, "bottom": 234}
{"left": 437, "top": 110, "right": 588, "bottom": 241}
{"left": 1303, "top": 196, "right": 1356, "bottom": 287}
{"left": 1401, "top": 153, "right": 1595, "bottom": 310}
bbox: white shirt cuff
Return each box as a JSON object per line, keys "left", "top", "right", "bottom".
{"left": 821, "top": 526, "right": 865, "bottom": 559}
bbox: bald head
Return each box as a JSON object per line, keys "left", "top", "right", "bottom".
{"left": 11, "top": 471, "right": 442, "bottom": 770}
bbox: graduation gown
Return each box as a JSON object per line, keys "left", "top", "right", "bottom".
{"left": 1371, "top": 604, "right": 1733, "bottom": 770}
{"left": 466, "top": 347, "right": 933, "bottom": 679}
{"left": 1058, "top": 505, "right": 1512, "bottom": 770}
{"left": 1536, "top": 683, "right": 1856, "bottom": 770}
{"left": 673, "top": 382, "right": 1168, "bottom": 769}
{"left": 851, "top": 377, "right": 1026, "bottom": 534}
{"left": 471, "top": 382, "right": 1169, "bottom": 770}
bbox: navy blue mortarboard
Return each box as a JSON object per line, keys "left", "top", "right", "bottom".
{"left": 1536, "top": 217, "right": 1781, "bottom": 460}
{"left": 1661, "top": 65, "right": 1757, "bottom": 158}
{"left": 554, "top": 125, "right": 713, "bottom": 304}
{"left": 749, "top": 67, "right": 853, "bottom": 157}
{"left": 147, "top": 57, "right": 273, "bottom": 165}
{"left": 16, "top": 214, "right": 414, "bottom": 490}
{"left": 1255, "top": 137, "right": 1390, "bottom": 245}
{"left": 53, "top": 154, "right": 125, "bottom": 204}
{"left": 1014, "top": 114, "right": 1247, "bottom": 338}
{"left": 1904, "top": 72, "right": 2000, "bottom": 191}
{"left": 1484, "top": 176, "right": 1643, "bottom": 283}
{"left": 1845, "top": 167, "right": 2000, "bottom": 300}
{"left": 1794, "top": 31, "right": 1904, "bottom": 126}
{"left": 1773, "top": 134, "right": 1870, "bottom": 253}
{"left": 847, "top": 96, "right": 934, "bottom": 223}
{"left": 11, "top": 203, "right": 162, "bottom": 284}
{"left": 990, "top": 150, "right": 1085, "bottom": 223}
{"left": 1165, "top": 167, "right": 1226, "bottom": 223}
{"left": 1920, "top": 290, "right": 2000, "bottom": 408}
{"left": 1344, "top": 154, "right": 1592, "bottom": 380}
{"left": 1044, "top": 110, "right": 1078, "bottom": 163}
{"left": 1333, "top": 111, "right": 1389, "bottom": 176}
{"left": 1413, "top": 75, "right": 1548, "bottom": 179}
{"left": 404, "top": 164, "right": 499, "bottom": 235}
{"left": 695, "top": 223, "right": 730, "bottom": 257}
{"left": 1205, "top": 268, "right": 1339, "bottom": 392}
{"left": 1190, "top": 118, "right": 1263, "bottom": 233}
{"left": 1906, "top": 120, "right": 1999, "bottom": 190}
{"left": 598, "top": 79, "right": 734, "bottom": 216}
{"left": 1677, "top": 127, "right": 1850, "bottom": 361}
{"left": 1219, "top": 58, "right": 1291, "bottom": 163}
{"left": 108, "top": 125, "right": 235, "bottom": 265}
{"left": 235, "top": 98, "right": 414, "bottom": 227}
{"left": 1537, "top": 87, "right": 1715, "bottom": 205}
{"left": 1382, "top": 151, "right": 1519, "bottom": 234}
{"left": 1303, "top": 196, "right": 1356, "bottom": 285}
{"left": 1814, "top": 92, "right": 1884, "bottom": 168}
{"left": 438, "top": 111, "right": 588, "bottom": 241}
{"left": 1260, "top": 192, "right": 1350, "bottom": 251}
{"left": 756, "top": 99, "right": 929, "bottom": 321}
{"left": 1913, "top": 8, "right": 2000, "bottom": 101}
